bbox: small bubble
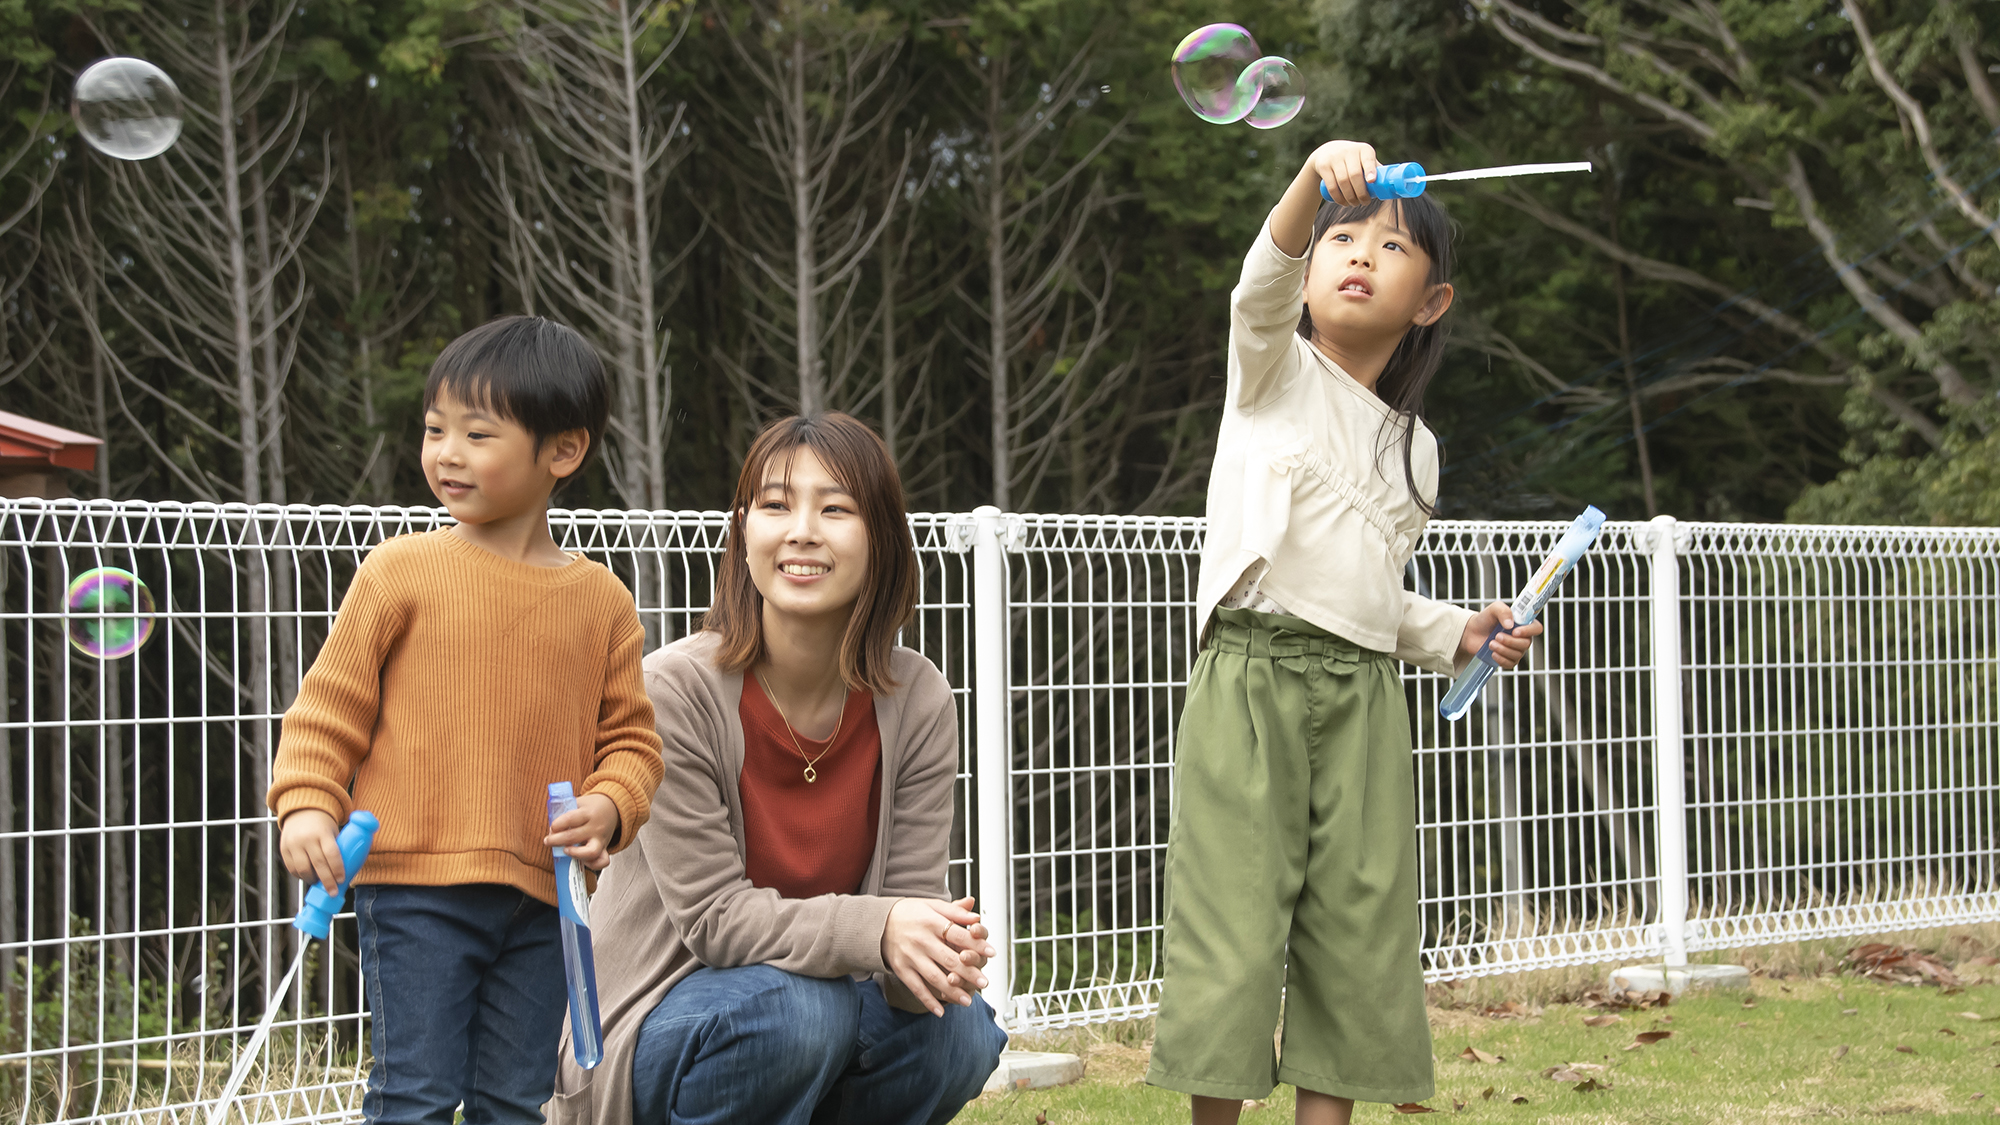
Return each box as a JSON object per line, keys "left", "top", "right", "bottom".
{"left": 65, "top": 568, "right": 155, "bottom": 659}
{"left": 71, "top": 58, "right": 183, "bottom": 161}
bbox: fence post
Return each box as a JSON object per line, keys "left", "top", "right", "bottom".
{"left": 970, "top": 505, "right": 1015, "bottom": 1024}
{"left": 1648, "top": 514, "right": 1690, "bottom": 968}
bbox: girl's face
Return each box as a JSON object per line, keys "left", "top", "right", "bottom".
{"left": 1302, "top": 207, "right": 1453, "bottom": 350}
{"left": 741, "top": 446, "right": 872, "bottom": 626}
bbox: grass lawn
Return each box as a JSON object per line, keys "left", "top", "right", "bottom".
{"left": 962, "top": 937, "right": 2000, "bottom": 1124}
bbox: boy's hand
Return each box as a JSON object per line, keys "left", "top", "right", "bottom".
{"left": 1307, "top": 139, "right": 1379, "bottom": 207}
{"left": 279, "top": 809, "right": 345, "bottom": 894}
{"left": 545, "top": 792, "right": 620, "bottom": 871}
{"left": 1461, "top": 602, "right": 1544, "bottom": 671}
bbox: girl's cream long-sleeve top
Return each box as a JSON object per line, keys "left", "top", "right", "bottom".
{"left": 1194, "top": 218, "right": 1474, "bottom": 675}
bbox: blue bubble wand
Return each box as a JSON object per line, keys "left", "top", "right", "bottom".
{"left": 549, "top": 782, "right": 604, "bottom": 1069}
{"left": 1322, "top": 160, "right": 1594, "bottom": 202}
{"left": 206, "top": 811, "right": 379, "bottom": 1125}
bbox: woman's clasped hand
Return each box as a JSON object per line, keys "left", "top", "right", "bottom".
{"left": 881, "top": 895, "right": 997, "bottom": 1015}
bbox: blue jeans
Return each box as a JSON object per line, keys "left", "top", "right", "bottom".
{"left": 630, "top": 965, "right": 1008, "bottom": 1125}
{"left": 357, "top": 884, "right": 568, "bottom": 1125}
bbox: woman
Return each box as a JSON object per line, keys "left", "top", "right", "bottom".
{"left": 552, "top": 413, "right": 1007, "bottom": 1125}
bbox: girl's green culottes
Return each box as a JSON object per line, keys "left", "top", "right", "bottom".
{"left": 1144, "top": 607, "right": 1435, "bottom": 1104}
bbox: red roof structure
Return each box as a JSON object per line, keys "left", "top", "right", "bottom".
{"left": 0, "top": 410, "right": 101, "bottom": 473}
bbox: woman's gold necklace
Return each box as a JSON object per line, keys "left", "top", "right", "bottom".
{"left": 756, "top": 670, "right": 847, "bottom": 783}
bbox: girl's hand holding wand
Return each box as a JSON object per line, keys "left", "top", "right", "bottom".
{"left": 1272, "top": 140, "right": 1380, "bottom": 256}
{"left": 1460, "top": 603, "right": 1543, "bottom": 671}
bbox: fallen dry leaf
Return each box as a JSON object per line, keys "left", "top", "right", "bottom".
{"left": 1965, "top": 956, "right": 2000, "bottom": 968}
{"left": 1390, "top": 1103, "right": 1435, "bottom": 1114}
{"left": 1975, "top": 1093, "right": 1988, "bottom": 1102}
{"left": 1896, "top": 1044, "right": 1916, "bottom": 1054}
{"left": 1735, "top": 1021, "right": 1751, "bottom": 1027}
{"left": 1479, "top": 1087, "right": 1495, "bottom": 1101}
{"left": 1846, "top": 943, "right": 1962, "bottom": 988}
{"left": 1542, "top": 1066, "right": 1585, "bottom": 1082}
{"left": 1963, "top": 1012, "right": 1987, "bottom": 1021}
{"left": 1941, "top": 1027, "right": 1961, "bottom": 1037}
{"left": 1841, "top": 1008, "right": 1859, "bottom": 1016}
{"left": 1741, "top": 998, "right": 1757, "bottom": 1009}
{"left": 1833, "top": 1044, "right": 1850, "bottom": 1059}
{"left": 1510, "top": 1095, "right": 1529, "bottom": 1104}
{"left": 1582, "top": 1015, "right": 1623, "bottom": 1028}
{"left": 1035, "top": 1115, "right": 1047, "bottom": 1125}
{"left": 1575, "top": 988, "right": 1672, "bottom": 1012}
{"left": 1636, "top": 1031, "right": 1672, "bottom": 1045}
{"left": 1458, "top": 1046, "right": 1502, "bottom": 1065}
{"left": 1572, "top": 1079, "right": 1607, "bottom": 1094}
{"left": 1452, "top": 1099, "right": 1466, "bottom": 1112}
{"left": 1478, "top": 1001, "right": 1542, "bottom": 1020}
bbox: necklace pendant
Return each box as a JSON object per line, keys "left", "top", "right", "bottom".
{"left": 803, "top": 765, "right": 817, "bottom": 783}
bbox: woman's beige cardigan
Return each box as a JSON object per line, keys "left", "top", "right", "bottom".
{"left": 547, "top": 631, "right": 962, "bottom": 1125}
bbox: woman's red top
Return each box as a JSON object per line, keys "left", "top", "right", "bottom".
{"left": 738, "top": 675, "right": 882, "bottom": 898}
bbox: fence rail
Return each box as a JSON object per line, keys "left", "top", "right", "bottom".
{"left": 0, "top": 499, "right": 1994, "bottom": 1121}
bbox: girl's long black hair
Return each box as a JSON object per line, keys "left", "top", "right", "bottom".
{"left": 1295, "top": 195, "right": 1455, "bottom": 518}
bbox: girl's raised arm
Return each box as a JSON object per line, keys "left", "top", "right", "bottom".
{"left": 1272, "top": 140, "right": 1380, "bottom": 256}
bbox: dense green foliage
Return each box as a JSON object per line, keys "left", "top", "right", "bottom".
{"left": 1, "top": 0, "right": 1996, "bottom": 522}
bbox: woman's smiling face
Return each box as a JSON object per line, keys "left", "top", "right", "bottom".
{"left": 1302, "top": 205, "right": 1451, "bottom": 349}
{"left": 742, "top": 445, "right": 872, "bottom": 625}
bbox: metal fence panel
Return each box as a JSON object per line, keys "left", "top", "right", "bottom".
{"left": 1002, "top": 516, "right": 1669, "bottom": 1028}
{"left": 1, "top": 499, "right": 1996, "bottom": 1120}
{"left": 0, "top": 501, "right": 974, "bottom": 1125}
{"left": 1679, "top": 523, "right": 2000, "bottom": 950}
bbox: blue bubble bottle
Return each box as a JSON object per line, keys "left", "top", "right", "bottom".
{"left": 548, "top": 782, "right": 604, "bottom": 1069}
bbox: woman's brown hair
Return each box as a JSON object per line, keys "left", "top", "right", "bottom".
{"left": 705, "top": 413, "right": 919, "bottom": 695}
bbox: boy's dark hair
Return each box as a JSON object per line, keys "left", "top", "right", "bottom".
{"left": 423, "top": 315, "right": 609, "bottom": 484}
{"left": 1296, "top": 195, "right": 1456, "bottom": 518}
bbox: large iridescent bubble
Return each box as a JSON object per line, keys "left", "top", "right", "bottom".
{"left": 71, "top": 58, "right": 183, "bottom": 161}
{"left": 1170, "top": 24, "right": 1303, "bottom": 129}
{"left": 65, "top": 567, "right": 155, "bottom": 659}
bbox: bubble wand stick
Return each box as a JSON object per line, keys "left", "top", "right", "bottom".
{"left": 1438, "top": 506, "right": 1606, "bottom": 721}
{"left": 1321, "top": 160, "right": 1594, "bottom": 201}
{"left": 205, "top": 811, "right": 379, "bottom": 1125}
{"left": 548, "top": 782, "right": 604, "bottom": 1069}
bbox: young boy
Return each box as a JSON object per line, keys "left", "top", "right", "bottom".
{"left": 269, "top": 315, "right": 665, "bottom": 1125}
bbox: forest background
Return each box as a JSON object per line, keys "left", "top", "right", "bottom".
{"left": 2, "top": 0, "right": 1998, "bottom": 525}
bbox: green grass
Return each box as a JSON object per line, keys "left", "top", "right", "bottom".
{"left": 962, "top": 959, "right": 2000, "bottom": 1123}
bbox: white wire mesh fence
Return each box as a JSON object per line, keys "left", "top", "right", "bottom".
{"left": 0, "top": 500, "right": 1995, "bottom": 1120}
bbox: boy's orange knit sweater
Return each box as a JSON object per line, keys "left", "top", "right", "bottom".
{"left": 267, "top": 530, "right": 665, "bottom": 906}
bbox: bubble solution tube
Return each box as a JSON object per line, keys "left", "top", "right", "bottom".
{"left": 207, "top": 810, "right": 379, "bottom": 1125}
{"left": 1438, "top": 506, "right": 1606, "bottom": 722}
{"left": 548, "top": 782, "right": 604, "bottom": 1069}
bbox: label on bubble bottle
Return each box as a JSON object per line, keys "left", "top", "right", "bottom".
{"left": 561, "top": 856, "right": 591, "bottom": 928}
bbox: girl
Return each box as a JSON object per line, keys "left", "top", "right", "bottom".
{"left": 1142, "top": 141, "right": 1541, "bottom": 1125}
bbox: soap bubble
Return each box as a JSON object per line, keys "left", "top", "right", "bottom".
{"left": 65, "top": 567, "right": 155, "bottom": 659}
{"left": 1242, "top": 57, "right": 1304, "bottom": 130}
{"left": 1171, "top": 24, "right": 1264, "bottom": 124}
{"left": 1170, "top": 25, "right": 1303, "bottom": 129}
{"left": 71, "top": 58, "right": 183, "bottom": 161}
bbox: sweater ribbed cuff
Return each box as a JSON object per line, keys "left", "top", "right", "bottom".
{"left": 272, "top": 786, "right": 350, "bottom": 829}
{"left": 584, "top": 777, "right": 649, "bottom": 857}
{"left": 835, "top": 895, "right": 896, "bottom": 976}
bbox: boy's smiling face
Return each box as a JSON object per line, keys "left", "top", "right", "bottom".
{"left": 422, "top": 387, "right": 580, "bottom": 526}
